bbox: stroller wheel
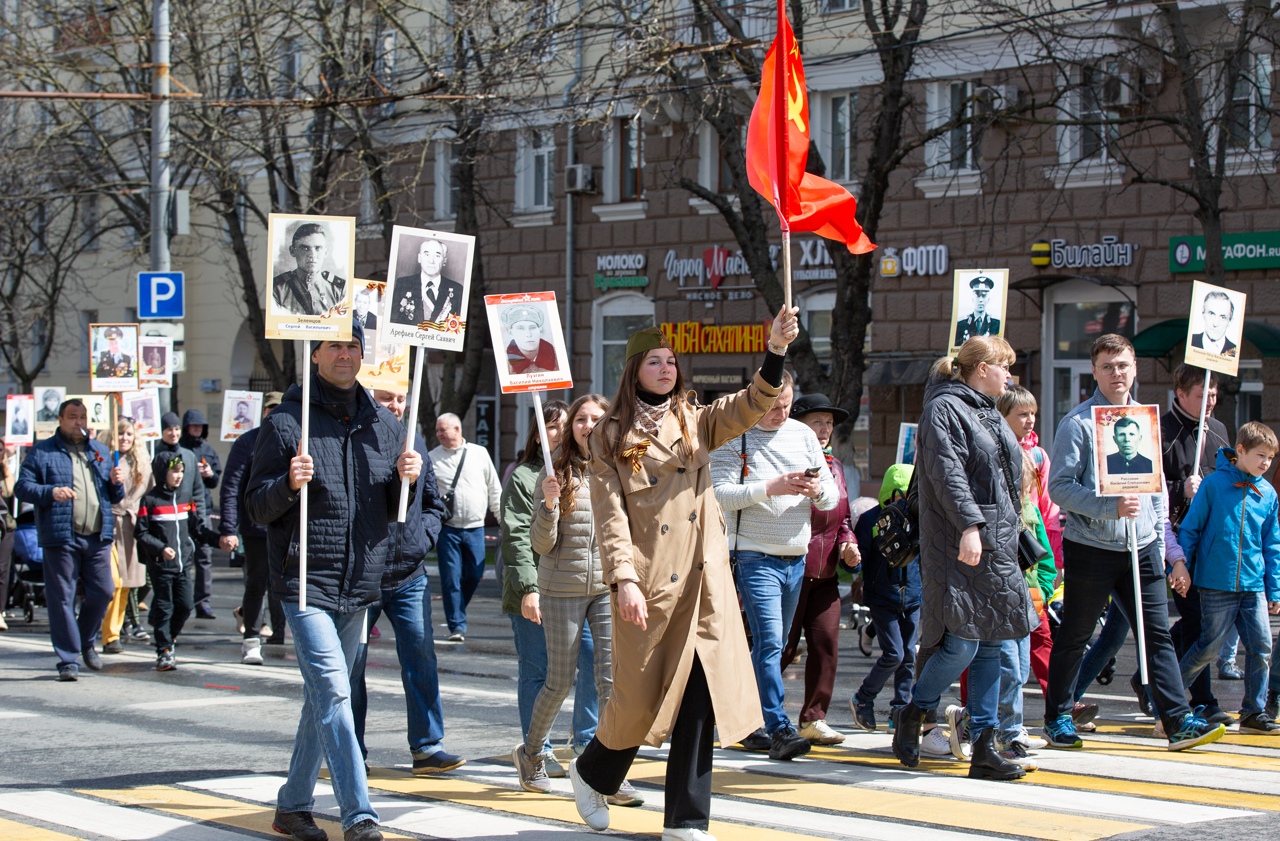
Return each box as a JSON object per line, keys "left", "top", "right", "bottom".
{"left": 1097, "top": 655, "right": 1116, "bottom": 686}
{"left": 24, "top": 595, "right": 35, "bottom": 624}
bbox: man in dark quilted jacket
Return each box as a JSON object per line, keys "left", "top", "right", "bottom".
{"left": 246, "top": 317, "right": 422, "bottom": 841}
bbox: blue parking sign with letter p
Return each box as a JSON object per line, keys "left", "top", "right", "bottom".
{"left": 138, "top": 271, "right": 184, "bottom": 319}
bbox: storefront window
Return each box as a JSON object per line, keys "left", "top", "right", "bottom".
{"left": 593, "top": 292, "right": 654, "bottom": 397}
{"left": 1051, "top": 301, "right": 1134, "bottom": 359}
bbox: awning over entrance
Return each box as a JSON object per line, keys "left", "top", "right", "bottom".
{"left": 1009, "top": 273, "right": 1138, "bottom": 311}
{"left": 864, "top": 358, "right": 935, "bottom": 387}
{"left": 1131, "top": 318, "right": 1280, "bottom": 358}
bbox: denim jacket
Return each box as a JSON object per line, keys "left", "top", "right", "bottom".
{"left": 1048, "top": 388, "right": 1165, "bottom": 557}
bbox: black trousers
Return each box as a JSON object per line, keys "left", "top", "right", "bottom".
{"left": 1046, "top": 539, "right": 1190, "bottom": 729}
{"left": 193, "top": 542, "right": 214, "bottom": 612}
{"left": 577, "top": 655, "right": 715, "bottom": 830}
{"left": 240, "top": 536, "right": 269, "bottom": 639}
{"left": 148, "top": 562, "right": 193, "bottom": 652}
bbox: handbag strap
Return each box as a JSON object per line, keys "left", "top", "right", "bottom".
{"left": 974, "top": 408, "right": 1021, "bottom": 513}
{"left": 450, "top": 447, "right": 468, "bottom": 493}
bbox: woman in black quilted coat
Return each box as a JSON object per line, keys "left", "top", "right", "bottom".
{"left": 890, "top": 335, "right": 1033, "bottom": 781}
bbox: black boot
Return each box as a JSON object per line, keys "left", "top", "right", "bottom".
{"left": 891, "top": 702, "right": 926, "bottom": 768}
{"left": 967, "top": 728, "right": 1026, "bottom": 781}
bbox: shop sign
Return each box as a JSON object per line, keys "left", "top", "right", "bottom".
{"left": 1045, "top": 236, "right": 1139, "bottom": 269}
{"left": 594, "top": 252, "right": 649, "bottom": 290}
{"left": 663, "top": 248, "right": 756, "bottom": 301}
{"left": 1169, "top": 231, "right": 1280, "bottom": 273}
{"left": 660, "top": 321, "right": 766, "bottom": 354}
{"left": 794, "top": 239, "right": 836, "bottom": 281}
{"left": 690, "top": 368, "right": 747, "bottom": 388}
{"left": 879, "top": 244, "right": 949, "bottom": 277}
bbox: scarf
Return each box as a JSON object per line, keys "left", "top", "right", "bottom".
{"left": 633, "top": 395, "right": 670, "bottom": 439}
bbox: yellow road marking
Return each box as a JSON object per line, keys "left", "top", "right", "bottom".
{"left": 1074, "top": 739, "right": 1280, "bottom": 771}
{"left": 366, "top": 768, "right": 829, "bottom": 841}
{"left": 623, "top": 757, "right": 1147, "bottom": 841}
{"left": 1090, "top": 720, "right": 1280, "bottom": 750}
{"left": 0, "top": 816, "right": 82, "bottom": 840}
{"left": 85, "top": 785, "right": 416, "bottom": 840}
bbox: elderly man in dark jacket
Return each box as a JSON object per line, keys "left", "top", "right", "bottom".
{"left": 180, "top": 408, "right": 222, "bottom": 619}
{"left": 350, "top": 388, "right": 465, "bottom": 777}
{"left": 15, "top": 398, "right": 125, "bottom": 680}
{"left": 246, "top": 318, "right": 421, "bottom": 841}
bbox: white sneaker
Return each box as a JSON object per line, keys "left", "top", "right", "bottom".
{"left": 944, "top": 705, "right": 969, "bottom": 761}
{"left": 662, "top": 829, "right": 716, "bottom": 841}
{"left": 1013, "top": 728, "right": 1048, "bottom": 751}
{"left": 240, "top": 638, "right": 264, "bottom": 666}
{"left": 798, "top": 719, "right": 846, "bottom": 745}
{"left": 569, "top": 759, "right": 610, "bottom": 831}
{"left": 607, "top": 778, "right": 644, "bottom": 807}
{"left": 920, "top": 726, "right": 955, "bottom": 757}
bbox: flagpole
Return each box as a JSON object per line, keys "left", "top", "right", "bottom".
{"left": 782, "top": 231, "right": 792, "bottom": 312}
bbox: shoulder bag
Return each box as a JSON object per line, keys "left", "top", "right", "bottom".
{"left": 975, "top": 408, "right": 1049, "bottom": 571}
{"left": 441, "top": 447, "right": 468, "bottom": 523}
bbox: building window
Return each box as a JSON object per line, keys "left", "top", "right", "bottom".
{"left": 619, "top": 117, "right": 643, "bottom": 200}
{"left": 1226, "top": 53, "right": 1272, "bottom": 152}
{"left": 823, "top": 92, "right": 856, "bottom": 183}
{"left": 823, "top": 0, "right": 857, "bottom": 11}
{"left": 78, "top": 310, "right": 96, "bottom": 372}
{"left": 279, "top": 37, "right": 302, "bottom": 97}
{"left": 80, "top": 195, "right": 99, "bottom": 251}
{"left": 435, "top": 140, "right": 459, "bottom": 220}
{"left": 33, "top": 203, "right": 48, "bottom": 255}
{"left": 359, "top": 178, "right": 378, "bottom": 229}
{"left": 592, "top": 292, "right": 654, "bottom": 397}
{"left": 527, "top": 0, "right": 558, "bottom": 61}
{"left": 516, "top": 128, "right": 555, "bottom": 213}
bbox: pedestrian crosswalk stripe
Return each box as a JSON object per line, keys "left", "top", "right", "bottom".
{"left": 0, "top": 790, "right": 255, "bottom": 840}
{"left": 0, "top": 816, "right": 80, "bottom": 840}
{"left": 123, "top": 695, "right": 285, "bottom": 711}
{"left": 1089, "top": 720, "right": 1280, "bottom": 752}
{"left": 0, "top": 712, "right": 38, "bottom": 719}
{"left": 1056, "top": 738, "right": 1280, "bottom": 772}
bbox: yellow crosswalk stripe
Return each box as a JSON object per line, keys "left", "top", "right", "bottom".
{"left": 624, "top": 756, "right": 1150, "bottom": 841}
{"left": 366, "top": 767, "right": 830, "bottom": 841}
{"left": 0, "top": 816, "right": 83, "bottom": 840}
{"left": 1090, "top": 720, "right": 1280, "bottom": 750}
{"left": 1072, "top": 739, "right": 1280, "bottom": 771}
{"left": 85, "top": 785, "right": 417, "bottom": 840}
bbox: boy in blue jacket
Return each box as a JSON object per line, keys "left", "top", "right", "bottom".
{"left": 1177, "top": 422, "right": 1280, "bottom": 734}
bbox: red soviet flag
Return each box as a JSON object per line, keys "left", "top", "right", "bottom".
{"left": 745, "top": 1, "right": 874, "bottom": 254}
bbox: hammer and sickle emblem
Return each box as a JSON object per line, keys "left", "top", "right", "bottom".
{"left": 786, "top": 54, "right": 806, "bottom": 133}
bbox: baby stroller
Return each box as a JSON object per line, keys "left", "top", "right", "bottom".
{"left": 9, "top": 523, "right": 46, "bottom": 624}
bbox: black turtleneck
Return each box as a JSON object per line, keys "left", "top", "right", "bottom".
{"left": 317, "top": 375, "right": 361, "bottom": 420}
{"left": 637, "top": 388, "right": 669, "bottom": 406}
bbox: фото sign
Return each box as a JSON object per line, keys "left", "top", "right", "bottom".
{"left": 1169, "top": 231, "right": 1280, "bottom": 273}
{"left": 880, "top": 244, "right": 949, "bottom": 278}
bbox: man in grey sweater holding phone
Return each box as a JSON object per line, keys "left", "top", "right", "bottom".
{"left": 710, "top": 372, "right": 838, "bottom": 761}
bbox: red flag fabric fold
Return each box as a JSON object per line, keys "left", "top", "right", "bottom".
{"left": 745, "top": 2, "right": 874, "bottom": 254}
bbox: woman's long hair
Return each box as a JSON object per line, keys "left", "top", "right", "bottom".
{"left": 928, "top": 335, "right": 1016, "bottom": 383}
{"left": 515, "top": 400, "right": 568, "bottom": 470}
{"left": 553, "top": 394, "right": 609, "bottom": 515}
{"left": 600, "top": 348, "right": 694, "bottom": 462}
{"left": 116, "top": 418, "right": 147, "bottom": 489}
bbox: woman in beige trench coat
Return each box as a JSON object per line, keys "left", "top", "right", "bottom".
{"left": 568, "top": 306, "right": 799, "bottom": 841}
{"left": 101, "top": 419, "right": 153, "bottom": 653}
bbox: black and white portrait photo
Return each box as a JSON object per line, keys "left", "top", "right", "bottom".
{"left": 36, "top": 387, "right": 65, "bottom": 422}
{"left": 264, "top": 213, "right": 356, "bottom": 342}
{"left": 389, "top": 237, "right": 465, "bottom": 328}
{"left": 1184, "top": 280, "right": 1247, "bottom": 376}
{"left": 381, "top": 225, "right": 475, "bottom": 352}
{"left": 949, "top": 269, "right": 1009, "bottom": 354}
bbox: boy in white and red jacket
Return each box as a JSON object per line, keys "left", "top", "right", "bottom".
{"left": 136, "top": 452, "right": 217, "bottom": 671}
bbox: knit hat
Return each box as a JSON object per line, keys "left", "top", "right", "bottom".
{"left": 350, "top": 314, "right": 365, "bottom": 351}
{"left": 161, "top": 411, "right": 181, "bottom": 430}
{"left": 625, "top": 326, "right": 671, "bottom": 360}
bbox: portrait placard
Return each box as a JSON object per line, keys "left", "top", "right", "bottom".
{"left": 485, "top": 291, "right": 573, "bottom": 394}
{"left": 264, "top": 213, "right": 356, "bottom": 341}
{"left": 89, "top": 323, "right": 140, "bottom": 393}
{"left": 948, "top": 269, "right": 1009, "bottom": 355}
{"left": 34, "top": 386, "right": 65, "bottom": 424}
{"left": 70, "top": 394, "right": 112, "bottom": 431}
{"left": 355, "top": 280, "right": 411, "bottom": 393}
{"left": 139, "top": 335, "right": 174, "bottom": 388}
{"left": 122, "top": 388, "right": 162, "bottom": 441}
{"left": 1093, "top": 404, "right": 1164, "bottom": 496}
{"left": 5, "top": 394, "right": 34, "bottom": 445}
{"left": 381, "top": 226, "right": 475, "bottom": 352}
{"left": 221, "top": 390, "right": 263, "bottom": 442}
{"left": 1184, "top": 280, "right": 1247, "bottom": 377}
{"left": 895, "top": 422, "right": 918, "bottom": 466}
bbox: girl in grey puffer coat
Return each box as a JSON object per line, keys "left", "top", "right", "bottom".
{"left": 891, "top": 336, "right": 1033, "bottom": 783}
{"left": 513, "top": 395, "right": 642, "bottom": 805}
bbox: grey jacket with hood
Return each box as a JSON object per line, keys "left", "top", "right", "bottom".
{"left": 916, "top": 374, "right": 1033, "bottom": 649}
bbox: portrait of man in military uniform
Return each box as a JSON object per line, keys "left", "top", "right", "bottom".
{"left": 500, "top": 303, "right": 558, "bottom": 375}
{"left": 94, "top": 325, "right": 135, "bottom": 379}
{"left": 271, "top": 222, "right": 348, "bottom": 317}
{"left": 36, "top": 388, "right": 63, "bottom": 422}
{"left": 953, "top": 275, "right": 1002, "bottom": 346}
{"left": 390, "top": 238, "right": 465, "bottom": 328}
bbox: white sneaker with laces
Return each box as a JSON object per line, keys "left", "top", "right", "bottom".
{"left": 607, "top": 779, "right": 644, "bottom": 807}
{"left": 1013, "top": 728, "right": 1047, "bottom": 751}
{"left": 797, "top": 719, "right": 846, "bottom": 745}
{"left": 662, "top": 829, "right": 717, "bottom": 841}
{"left": 569, "top": 759, "right": 610, "bottom": 831}
{"left": 241, "top": 638, "right": 264, "bottom": 666}
{"left": 920, "top": 726, "right": 955, "bottom": 758}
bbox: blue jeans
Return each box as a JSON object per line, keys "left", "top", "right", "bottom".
{"left": 437, "top": 526, "right": 486, "bottom": 634}
{"left": 735, "top": 551, "right": 805, "bottom": 734}
{"left": 855, "top": 605, "right": 919, "bottom": 710}
{"left": 1218, "top": 626, "right": 1240, "bottom": 666}
{"left": 1180, "top": 588, "right": 1273, "bottom": 716}
{"left": 42, "top": 534, "right": 114, "bottom": 669}
{"left": 509, "top": 612, "right": 598, "bottom": 750}
{"left": 912, "top": 633, "right": 1002, "bottom": 732}
{"left": 277, "top": 603, "right": 375, "bottom": 830}
{"left": 351, "top": 574, "right": 446, "bottom": 759}
{"left": 998, "top": 636, "right": 1030, "bottom": 743}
